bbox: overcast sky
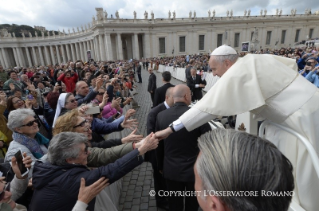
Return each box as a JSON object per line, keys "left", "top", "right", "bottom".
{"left": 1, "top": 0, "right": 318, "bottom": 31}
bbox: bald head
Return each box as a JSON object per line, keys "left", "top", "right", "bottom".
{"left": 76, "top": 81, "right": 89, "bottom": 96}
{"left": 173, "top": 84, "right": 191, "bottom": 105}
{"left": 165, "top": 87, "right": 174, "bottom": 107}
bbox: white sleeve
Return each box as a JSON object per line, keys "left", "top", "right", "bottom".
{"left": 72, "top": 201, "right": 88, "bottom": 211}
{"left": 178, "top": 107, "right": 215, "bottom": 131}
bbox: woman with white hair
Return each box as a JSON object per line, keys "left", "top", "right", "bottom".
{"left": 5, "top": 109, "right": 50, "bottom": 163}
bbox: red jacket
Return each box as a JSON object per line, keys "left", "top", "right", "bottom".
{"left": 57, "top": 73, "right": 78, "bottom": 93}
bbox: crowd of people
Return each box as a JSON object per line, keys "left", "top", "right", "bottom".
{"left": 0, "top": 42, "right": 317, "bottom": 211}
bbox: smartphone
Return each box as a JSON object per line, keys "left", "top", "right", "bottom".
{"left": 114, "top": 111, "right": 121, "bottom": 119}
{"left": 27, "top": 94, "right": 34, "bottom": 100}
{"left": 85, "top": 106, "right": 100, "bottom": 115}
{"left": 57, "top": 81, "right": 62, "bottom": 93}
{"left": 14, "top": 150, "right": 29, "bottom": 177}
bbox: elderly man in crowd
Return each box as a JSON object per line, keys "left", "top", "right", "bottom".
{"left": 75, "top": 76, "right": 103, "bottom": 106}
{"left": 156, "top": 45, "right": 319, "bottom": 211}
{"left": 195, "top": 129, "right": 294, "bottom": 211}
{"left": 3, "top": 71, "right": 23, "bottom": 93}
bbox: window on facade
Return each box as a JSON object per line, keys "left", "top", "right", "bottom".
{"left": 295, "top": 29, "right": 300, "bottom": 42}
{"left": 159, "top": 38, "right": 165, "bottom": 54}
{"left": 217, "top": 34, "right": 223, "bottom": 47}
{"left": 199, "top": 35, "right": 205, "bottom": 50}
{"left": 266, "top": 31, "right": 272, "bottom": 45}
{"left": 251, "top": 32, "right": 254, "bottom": 41}
{"left": 309, "top": 28, "right": 314, "bottom": 39}
{"left": 179, "top": 36, "right": 186, "bottom": 52}
{"left": 234, "top": 33, "right": 240, "bottom": 47}
{"left": 281, "top": 30, "right": 286, "bottom": 44}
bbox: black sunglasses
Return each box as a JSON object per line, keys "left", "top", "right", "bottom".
{"left": 73, "top": 119, "right": 87, "bottom": 128}
{"left": 67, "top": 99, "right": 77, "bottom": 103}
{"left": 0, "top": 182, "right": 10, "bottom": 201}
{"left": 21, "top": 119, "right": 40, "bottom": 127}
{"left": 97, "top": 92, "right": 105, "bottom": 95}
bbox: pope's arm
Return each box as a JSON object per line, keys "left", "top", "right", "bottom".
{"left": 155, "top": 106, "right": 215, "bottom": 140}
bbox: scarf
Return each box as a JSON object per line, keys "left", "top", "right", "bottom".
{"left": 12, "top": 132, "right": 49, "bottom": 159}
{"left": 52, "top": 93, "right": 67, "bottom": 127}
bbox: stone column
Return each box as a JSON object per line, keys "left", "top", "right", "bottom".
{"left": 32, "top": 47, "right": 38, "bottom": 66}
{"left": 126, "top": 36, "right": 133, "bottom": 59}
{"left": 66, "top": 44, "right": 71, "bottom": 61}
{"left": 50, "top": 46, "right": 55, "bottom": 64}
{"left": 70, "top": 43, "right": 76, "bottom": 61}
{"left": 0, "top": 49, "right": 5, "bottom": 68}
{"left": 56, "top": 45, "right": 61, "bottom": 64}
{"left": 61, "top": 45, "right": 66, "bottom": 63}
{"left": 12, "top": 48, "right": 20, "bottom": 67}
{"left": 17, "top": 48, "right": 25, "bottom": 67}
{"left": 104, "top": 33, "right": 113, "bottom": 61}
{"left": 25, "top": 47, "right": 32, "bottom": 67}
{"left": 90, "top": 40, "right": 95, "bottom": 59}
{"left": 0, "top": 49, "right": 8, "bottom": 68}
{"left": 117, "top": 33, "right": 123, "bottom": 60}
{"left": 143, "top": 33, "right": 151, "bottom": 58}
{"left": 44, "top": 46, "right": 51, "bottom": 65}
{"left": 93, "top": 37, "right": 99, "bottom": 61}
{"left": 38, "top": 46, "right": 45, "bottom": 66}
{"left": 98, "top": 35, "right": 105, "bottom": 61}
{"left": 79, "top": 42, "right": 84, "bottom": 61}
{"left": 133, "top": 33, "right": 140, "bottom": 59}
{"left": 75, "top": 43, "right": 80, "bottom": 60}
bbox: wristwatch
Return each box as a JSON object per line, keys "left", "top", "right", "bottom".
{"left": 169, "top": 123, "right": 176, "bottom": 133}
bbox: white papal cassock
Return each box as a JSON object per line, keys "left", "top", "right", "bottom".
{"left": 177, "top": 54, "right": 319, "bottom": 211}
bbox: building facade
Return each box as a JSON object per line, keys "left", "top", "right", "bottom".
{"left": 0, "top": 8, "right": 319, "bottom": 68}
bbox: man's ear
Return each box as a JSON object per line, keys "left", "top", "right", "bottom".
{"left": 207, "top": 195, "right": 227, "bottom": 211}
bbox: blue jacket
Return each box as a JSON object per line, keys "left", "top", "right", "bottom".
{"left": 305, "top": 71, "right": 319, "bottom": 88}
{"left": 91, "top": 116, "right": 123, "bottom": 135}
{"left": 29, "top": 149, "right": 143, "bottom": 211}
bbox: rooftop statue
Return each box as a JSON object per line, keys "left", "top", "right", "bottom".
{"left": 133, "top": 11, "right": 136, "bottom": 19}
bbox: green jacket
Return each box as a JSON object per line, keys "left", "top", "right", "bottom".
{"left": 87, "top": 143, "right": 134, "bottom": 167}
{"left": 0, "top": 72, "right": 7, "bottom": 83}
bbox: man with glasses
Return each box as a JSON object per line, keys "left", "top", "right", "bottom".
{"left": 305, "top": 57, "right": 319, "bottom": 87}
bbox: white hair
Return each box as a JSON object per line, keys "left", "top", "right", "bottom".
{"left": 212, "top": 54, "right": 239, "bottom": 64}
{"left": 7, "top": 108, "right": 35, "bottom": 131}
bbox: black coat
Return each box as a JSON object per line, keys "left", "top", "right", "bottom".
{"left": 186, "top": 74, "right": 206, "bottom": 101}
{"left": 145, "top": 102, "right": 167, "bottom": 163}
{"left": 153, "top": 83, "right": 175, "bottom": 107}
{"left": 148, "top": 73, "right": 157, "bottom": 93}
{"left": 29, "top": 149, "right": 143, "bottom": 211}
{"left": 137, "top": 65, "right": 141, "bottom": 74}
{"left": 155, "top": 102, "right": 211, "bottom": 182}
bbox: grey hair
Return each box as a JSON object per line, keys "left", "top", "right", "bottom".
{"left": 7, "top": 108, "right": 35, "bottom": 131}
{"left": 47, "top": 132, "right": 88, "bottom": 166}
{"left": 213, "top": 54, "right": 239, "bottom": 64}
{"left": 196, "top": 129, "right": 294, "bottom": 211}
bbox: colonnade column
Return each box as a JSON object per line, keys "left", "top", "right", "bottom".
{"left": 90, "top": 40, "right": 95, "bottom": 59}
{"left": 12, "top": 48, "right": 20, "bottom": 67}
{"left": 79, "top": 42, "right": 84, "bottom": 61}
{"left": 38, "top": 46, "right": 45, "bottom": 66}
{"left": 70, "top": 44, "right": 76, "bottom": 61}
{"left": 0, "top": 49, "right": 8, "bottom": 68}
{"left": 61, "top": 45, "right": 66, "bottom": 63}
{"left": 143, "top": 33, "right": 151, "bottom": 58}
{"left": 117, "top": 34, "right": 123, "bottom": 60}
{"left": 75, "top": 43, "right": 80, "bottom": 60}
{"left": 25, "top": 47, "right": 32, "bottom": 67}
{"left": 0, "top": 49, "right": 5, "bottom": 68}
{"left": 98, "top": 35, "right": 105, "bottom": 61}
{"left": 133, "top": 33, "right": 140, "bottom": 60}
{"left": 44, "top": 46, "right": 51, "bottom": 65}
{"left": 32, "top": 47, "right": 38, "bottom": 66}
{"left": 50, "top": 46, "right": 55, "bottom": 65}
{"left": 66, "top": 44, "right": 71, "bottom": 61}
{"left": 104, "top": 33, "right": 113, "bottom": 61}
{"left": 17, "top": 48, "right": 25, "bottom": 67}
{"left": 56, "top": 45, "right": 61, "bottom": 64}
{"left": 93, "top": 37, "right": 99, "bottom": 61}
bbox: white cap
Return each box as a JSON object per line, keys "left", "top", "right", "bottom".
{"left": 211, "top": 45, "right": 237, "bottom": 56}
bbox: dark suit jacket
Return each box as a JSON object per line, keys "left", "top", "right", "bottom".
{"left": 186, "top": 74, "right": 206, "bottom": 101}
{"left": 145, "top": 102, "right": 167, "bottom": 163}
{"left": 155, "top": 102, "right": 211, "bottom": 182}
{"left": 148, "top": 73, "right": 157, "bottom": 92}
{"left": 153, "top": 83, "right": 175, "bottom": 107}
{"left": 137, "top": 65, "right": 141, "bottom": 74}
{"left": 185, "top": 66, "right": 192, "bottom": 80}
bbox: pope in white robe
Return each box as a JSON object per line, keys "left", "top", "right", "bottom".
{"left": 156, "top": 45, "right": 319, "bottom": 211}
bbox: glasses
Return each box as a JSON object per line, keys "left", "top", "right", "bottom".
{"left": 0, "top": 182, "right": 10, "bottom": 201}
{"left": 13, "top": 99, "right": 23, "bottom": 104}
{"left": 20, "top": 119, "right": 40, "bottom": 127}
{"left": 97, "top": 92, "right": 105, "bottom": 95}
{"left": 73, "top": 119, "right": 87, "bottom": 128}
{"left": 67, "top": 99, "right": 77, "bottom": 104}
